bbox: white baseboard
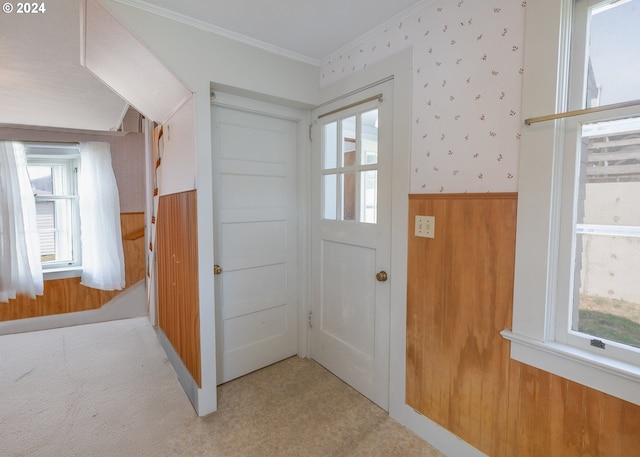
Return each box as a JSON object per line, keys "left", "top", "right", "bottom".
{"left": 396, "top": 405, "right": 487, "bottom": 457}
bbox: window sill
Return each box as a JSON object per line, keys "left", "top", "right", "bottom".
{"left": 501, "top": 329, "right": 640, "bottom": 407}
{"left": 43, "top": 267, "right": 82, "bottom": 281}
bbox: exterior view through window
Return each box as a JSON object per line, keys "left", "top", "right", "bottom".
{"left": 570, "top": 0, "right": 640, "bottom": 350}
{"left": 26, "top": 145, "right": 81, "bottom": 269}
{"left": 322, "top": 109, "right": 379, "bottom": 223}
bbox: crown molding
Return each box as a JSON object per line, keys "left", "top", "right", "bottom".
{"left": 111, "top": 0, "right": 436, "bottom": 68}
{"left": 111, "top": 0, "right": 322, "bottom": 66}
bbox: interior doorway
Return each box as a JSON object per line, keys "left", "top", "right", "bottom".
{"left": 211, "top": 93, "right": 307, "bottom": 383}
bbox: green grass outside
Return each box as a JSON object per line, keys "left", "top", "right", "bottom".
{"left": 579, "top": 309, "right": 640, "bottom": 349}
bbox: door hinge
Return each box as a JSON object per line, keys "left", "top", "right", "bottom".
{"left": 308, "top": 310, "right": 313, "bottom": 328}
{"left": 309, "top": 124, "right": 313, "bottom": 142}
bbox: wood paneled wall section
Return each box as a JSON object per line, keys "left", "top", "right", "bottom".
{"left": 156, "top": 190, "right": 201, "bottom": 387}
{"left": 406, "top": 194, "right": 640, "bottom": 457}
{"left": 1, "top": 213, "right": 145, "bottom": 321}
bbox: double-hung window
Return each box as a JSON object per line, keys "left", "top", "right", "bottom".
{"left": 504, "top": 0, "right": 640, "bottom": 406}
{"left": 25, "top": 143, "right": 81, "bottom": 274}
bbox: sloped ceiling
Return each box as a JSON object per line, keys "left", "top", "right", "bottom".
{"left": 0, "top": 0, "right": 428, "bottom": 131}
{"left": 0, "top": 0, "right": 129, "bottom": 131}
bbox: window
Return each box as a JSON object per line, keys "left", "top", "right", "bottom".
{"left": 504, "top": 0, "right": 640, "bottom": 406}
{"left": 321, "top": 108, "right": 379, "bottom": 224}
{"left": 25, "top": 144, "right": 81, "bottom": 272}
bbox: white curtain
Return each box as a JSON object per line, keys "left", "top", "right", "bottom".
{"left": 78, "top": 142, "right": 125, "bottom": 291}
{"left": 0, "top": 141, "right": 44, "bottom": 302}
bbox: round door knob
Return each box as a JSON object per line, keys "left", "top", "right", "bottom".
{"left": 376, "top": 271, "right": 388, "bottom": 282}
{"left": 214, "top": 265, "right": 223, "bottom": 275}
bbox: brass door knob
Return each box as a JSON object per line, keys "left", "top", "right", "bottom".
{"left": 376, "top": 271, "right": 388, "bottom": 282}
{"left": 214, "top": 265, "right": 223, "bottom": 275}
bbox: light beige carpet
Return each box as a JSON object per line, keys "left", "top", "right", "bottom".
{"left": 0, "top": 317, "right": 444, "bottom": 457}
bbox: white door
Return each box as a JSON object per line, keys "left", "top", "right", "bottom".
{"left": 311, "top": 81, "right": 393, "bottom": 410}
{"left": 211, "top": 99, "right": 299, "bottom": 384}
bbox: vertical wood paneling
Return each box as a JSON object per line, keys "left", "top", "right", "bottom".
{"left": 156, "top": 190, "right": 201, "bottom": 387}
{"left": 406, "top": 193, "right": 640, "bottom": 457}
{"left": 1, "top": 213, "right": 145, "bottom": 321}
{"left": 621, "top": 401, "right": 640, "bottom": 456}
{"left": 407, "top": 193, "right": 517, "bottom": 454}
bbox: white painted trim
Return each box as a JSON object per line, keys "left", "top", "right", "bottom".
{"left": 110, "top": 0, "right": 321, "bottom": 66}
{"left": 502, "top": 329, "right": 640, "bottom": 406}
{"left": 111, "top": 0, "right": 436, "bottom": 66}
{"left": 194, "top": 90, "right": 218, "bottom": 416}
{"left": 402, "top": 406, "right": 488, "bottom": 457}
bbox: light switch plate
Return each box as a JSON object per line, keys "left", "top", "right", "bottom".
{"left": 415, "top": 215, "right": 435, "bottom": 238}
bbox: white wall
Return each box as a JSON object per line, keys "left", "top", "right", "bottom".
{"left": 158, "top": 97, "right": 196, "bottom": 196}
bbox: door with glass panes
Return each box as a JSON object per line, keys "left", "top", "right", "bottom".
{"left": 310, "top": 81, "right": 393, "bottom": 410}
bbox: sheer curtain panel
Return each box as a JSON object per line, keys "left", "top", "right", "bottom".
{"left": 0, "top": 141, "right": 44, "bottom": 302}
{"left": 78, "top": 142, "right": 125, "bottom": 291}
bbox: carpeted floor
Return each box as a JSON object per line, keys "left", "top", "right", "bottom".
{"left": 0, "top": 317, "right": 444, "bottom": 457}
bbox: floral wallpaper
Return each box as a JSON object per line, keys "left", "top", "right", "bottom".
{"left": 320, "top": 0, "right": 527, "bottom": 193}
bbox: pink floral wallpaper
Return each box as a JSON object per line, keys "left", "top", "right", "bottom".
{"left": 320, "top": 0, "right": 527, "bottom": 193}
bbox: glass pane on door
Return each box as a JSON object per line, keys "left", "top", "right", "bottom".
{"left": 323, "top": 174, "right": 337, "bottom": 220}
{"left": 324, "top": 122, "right": 337, "bottom": 169}
{"left": 341, "top": 116, "right": 356, "bottom": 167}
{"left": 321, "top": 108, "right": 380, "bottom": 225}
{"left": 360, "top": 170, "right": 377, "bottom": 224}
{"left": 361, "top": 109, "right": 378, "bottom": 165}
{"left": 341, "top": 172, "right": 356, "bottom": 221}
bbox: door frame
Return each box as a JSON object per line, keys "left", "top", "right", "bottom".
{"left": 210, "top": 91, "right": 312, "bottom": 359}
{"left": 316, "top": 48, "right": 413, "bottom": 421}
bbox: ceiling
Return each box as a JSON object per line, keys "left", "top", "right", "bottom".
{"left": 0, "top": 0, "right": 427, "bottom": 132}
{"left": 119, "top": 0, "right": 427, "bottom": 63}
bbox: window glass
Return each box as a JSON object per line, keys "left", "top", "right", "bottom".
{"left": 341, "top": 116, "right": 356, "bottom": 167}
{"left": 571, "top": 117, "right": 640, "bottom": 349}
{"left": 360, "top": 170, "right": 377, "bottom": 224}
{"left": 361, "top": 109, "right": 378, "bottom": 165}
{"left": 321, "top": 105, "right": 380, "bottom": 224}
{"left": 26, "top": 148, "right": 80, "bottom": 269}
{"left": 507, "top": 0, "right": 640, "bottom": 406}
{"left": 564, "top": 0, "right": 640, "bottom": 353}
{"left": 323, "top": 174, "right": 337, "bottom": 220}
{"left": 341, "top": 172, "right": 356, "bottom": 221}
{"left": 583, "top": 0, "right": 640, "bottom": 108}
{"left": 323, "top": 122, "right": 337, "bottom": 170}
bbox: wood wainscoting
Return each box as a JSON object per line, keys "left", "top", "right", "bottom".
{"left": 406, "top": 193, "right": 640, "bottom": 457}
{"left": 0, "top": 212, "right": 145, "bottom": 321}
{"left": 156, "top": 190, "right": 201, "bottom": 387}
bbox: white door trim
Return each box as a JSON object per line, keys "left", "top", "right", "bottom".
{"left": 210, "top": 91, "right": 311, "bottom": 359}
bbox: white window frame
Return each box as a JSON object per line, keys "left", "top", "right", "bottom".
{"left": 25, "top": 143, "right": 82, "bottom": 279}
{"left": 501, "top": 0, "right": 640, "bottom": 407}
